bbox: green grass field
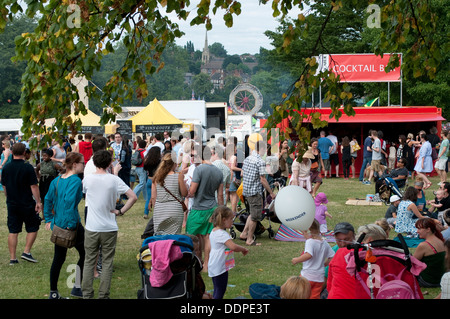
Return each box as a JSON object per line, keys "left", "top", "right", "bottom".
{"left": 0, "top": 176, "right": 442, "bottom": 299}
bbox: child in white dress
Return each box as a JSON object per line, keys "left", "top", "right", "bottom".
{"left": 208, "top": 206, "right": 248, "bottom": 299}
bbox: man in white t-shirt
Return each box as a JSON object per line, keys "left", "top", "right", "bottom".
{"left": 144, "top": 133, "right": 164, "bottom": 156}
{"left": 81, "top": 150, "right": 137, "bottom": 299}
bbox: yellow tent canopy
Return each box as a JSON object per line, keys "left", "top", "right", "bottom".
{"left": 45, "top": 109, "right": 105, "bottom": 135}
{"left": 69, "top": 109, "right": 105, "bottom": 134}
{"left": 69, "top": 109, "right": 101, "bottom": 127}
{"left": 129, "top": 98, "right": 183, "bottom": 133}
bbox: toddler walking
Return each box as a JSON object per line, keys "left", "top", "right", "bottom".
{"left": 208, "top": 206, "right": 248, "bottom": 299}
{"left": 314, "top": 192, "right": 332, "bottom": 234}
{"left": 291, "top": 219, "right": 335, "bottom": 299}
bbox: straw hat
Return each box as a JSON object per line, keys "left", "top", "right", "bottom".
{"left": 302, "top": 147, "right": 315, "bottom": 160}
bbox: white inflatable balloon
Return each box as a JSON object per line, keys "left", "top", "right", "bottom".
{"left": 274, "top": 185, "right": 316, "bottom": 231}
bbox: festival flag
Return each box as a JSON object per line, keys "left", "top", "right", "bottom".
{"left": 364, "top": 97, "right": 379, "bottom": 107}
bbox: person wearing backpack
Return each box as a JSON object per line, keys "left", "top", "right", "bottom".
{"left": 132, "top": 140, "right": 147, "bottom": 201}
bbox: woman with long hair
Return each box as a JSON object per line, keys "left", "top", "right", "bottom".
{"left": 44, "top": 152, "right": 85, "bottom": 299}
{"left": 309, "top": 138, "right": 324, "bottom": 197}
{"left": 226, "top": 142, "right": 241, "bottom": 214}
{"left": 278, "top": 139, "right": 290, "bottom": 185}
{"left": 341, "top": 136, "right": 351, "bottom": 180}
{"left": 414, "top": 133, "right": 433, "bottom": 189}
{"left": 395, "top": 186, "right": 427, "bottom": 236}
{"left": 414, "top": 218, "right": 446, "bottom": 287}
{"left": 143, "top": 146, "right": 162, "bottom": 219}
{"left": 398, "top": 134, "right": 415, "bottom": 174}
{"left": 0, "top": 139, "right": 12, "bottom": 191}
{"left": 150, "top": 153, "right": 188, "bottom": 234}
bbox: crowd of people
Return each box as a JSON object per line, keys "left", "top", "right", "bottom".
{"left": 1, "top": 126, "right": 450, "bottom": 300}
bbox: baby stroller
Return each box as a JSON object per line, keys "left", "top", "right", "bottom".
{"left": 229, "top": 178, "right": 283, "bottom": 240}
{"left": 229, "top": 197, "right": 267, "bottom": 241}
{"left": 137, "top": 234, "right": 203, "bottom": 299}
{"left": 377, "top": 176, "right": 405, "bottom": 205}
{"left": 260, "top": 198, "right": 278, "bottom": 239}
{"left": 346, "top": 233, "right": 425, "bottom": 299}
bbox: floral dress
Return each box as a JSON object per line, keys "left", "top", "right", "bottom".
{"left": 395, "top": 200, "right": 418, "bottom": 235}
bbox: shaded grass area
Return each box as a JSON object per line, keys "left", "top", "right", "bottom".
{"left": 0, "top": 176, "right": 442, "bottom": 299}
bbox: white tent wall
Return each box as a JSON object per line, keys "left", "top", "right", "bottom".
{"left": 0, "top": 119, "right": 23, "bottom": 135}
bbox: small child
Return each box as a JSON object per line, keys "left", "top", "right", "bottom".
{"left": 291, "top": 219, "right": 335, "bottom": 299}
{"left": 186, "top": 234, "right": 212, "bottom": 299}
{"left": 314, "top": 192, "right": 332, "bottom": 234}
{"left": 280, "top": 276, "right": 311, "bottom": 299}
{"left": 385, "top": 194, "right": 400, "bottom": 228}
{"left": 208, "top": 206, "right": 248, "bottom": 299}
{"left": 427, "top": 189, "right": 445, "bottom": 217}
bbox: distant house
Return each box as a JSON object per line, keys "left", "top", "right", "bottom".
{"left": 184, "top": 72, "right": 194, "bottom": 86}
{"left": 199, "top": 31, "right": 258, "bottom": 90}
{"left": 210, "top": 71, "right": 224, "bottom": 90}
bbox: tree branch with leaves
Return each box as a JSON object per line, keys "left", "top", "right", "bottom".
{"left": 0, "top": 0, "right": 445, "bottom": 150}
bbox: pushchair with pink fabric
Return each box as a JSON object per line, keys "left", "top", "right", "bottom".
{"left": 346, "top": 233, "right": 426, "bottom": 299}
{"left": 137, "top": 234, "right": 204, "bottom": 299}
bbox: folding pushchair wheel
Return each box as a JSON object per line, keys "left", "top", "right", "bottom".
{"left": 268, "top": 228, "right": 275, "bottom": 239}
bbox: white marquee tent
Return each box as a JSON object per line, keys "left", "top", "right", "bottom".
{"left": 0, "top": 119, "right": 23, "bottom": 134}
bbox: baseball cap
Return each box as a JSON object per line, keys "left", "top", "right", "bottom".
{"left": 334, "top": 222, "right": 355, "bottom": 235}
{"left": 390, "top": 195, "right": 401, "bottom": 203}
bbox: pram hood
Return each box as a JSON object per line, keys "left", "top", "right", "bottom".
{"left": 141, "top": 234, "right": 193, "bottom": 253}
{"left": 139, "top": 235, "right": 195, "bottom": 289}
{"left": 345, "top": 247, "right": 427, "bottom": 277}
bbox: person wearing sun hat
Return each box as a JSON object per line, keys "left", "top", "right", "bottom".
{"left": 290, "top": 147, "right": 315, "bottom": 193}
{"left": 314, "top": 192, "right": 333, "bottom": 234}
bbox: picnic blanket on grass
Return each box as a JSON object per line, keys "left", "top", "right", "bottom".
{"left": 275, "top": 224, "right": 336, "bottom": 242}
{"left": 393, "top": 236, "right": 424, "bottom": 248}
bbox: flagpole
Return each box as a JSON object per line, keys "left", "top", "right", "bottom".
{"left": 388, "top": 82, "right": 390, "bottom": 106}
{"left": 400, "top": 54, "right": 403, "bottom": 107}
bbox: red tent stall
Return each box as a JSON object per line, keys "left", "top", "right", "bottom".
{"left": 262, "top": 106, "right": 445, "bottom": 177}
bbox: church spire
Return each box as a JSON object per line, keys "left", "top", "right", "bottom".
{"left": 201, "top": 30, "right": 210, "bottom": 64}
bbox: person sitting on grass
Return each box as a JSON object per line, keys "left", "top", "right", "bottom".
{"left": 414, "top": 218, "right": 446, "bottom": 288}
{"left": 385, "top": 195, "right": 401, "bottom": 228}
{"left": 280, "top": 276, "right": 311, "bottom": 299}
